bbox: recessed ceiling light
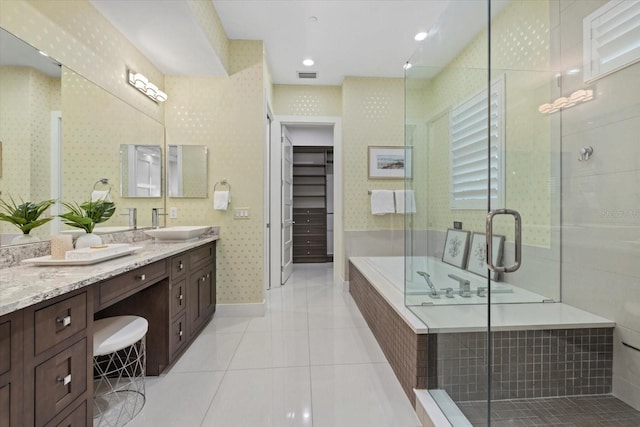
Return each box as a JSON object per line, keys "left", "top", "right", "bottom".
{"left": 308, "top": 16, "right": 318, "bottom": 23}
{"left": 303, "top": 59, "right": 315, "bottom": 67}
{"left": 414, "top": 32, "right": 428, "bottom": 41}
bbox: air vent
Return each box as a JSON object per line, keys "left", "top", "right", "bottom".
{"left": 297, "top": 71, "right": 318, "bottom": 79}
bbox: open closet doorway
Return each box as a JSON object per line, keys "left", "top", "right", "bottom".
{"left": 270, "top": 117, "right": 342, "bottom": 288}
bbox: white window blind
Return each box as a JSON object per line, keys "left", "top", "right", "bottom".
{"left": 449, "top": 76, "right": 505, "bottom": 210}
{"left": 583, "top": 0, "right": 640, "bottom": 83}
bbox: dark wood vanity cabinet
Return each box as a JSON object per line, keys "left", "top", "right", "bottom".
{"left": 0, "top": 311, "right": 23, "bottom": 427}
{"left": 0, "top": 240, "right": 217, "bottom": 427}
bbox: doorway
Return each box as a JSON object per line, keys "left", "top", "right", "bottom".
{"left": 269, "top": 116, "right": 342, "bottom": 288}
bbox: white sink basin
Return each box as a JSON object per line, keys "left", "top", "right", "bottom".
{"left": 143, "top": 226, "right": 210, "bottom": 242}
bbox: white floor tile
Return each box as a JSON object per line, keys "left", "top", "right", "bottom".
{"left": 201, "top": 367, "right": 313, "bottom": 427}
{"left": 246, "top": 309, "right": 309, "bottom": 332}
{"left": 306, "top": 285, "right": 354, "bottom": 307}
{"left": 309, "top": 327, "right": 388, "bottom": 365}
{"left": 310, "top": 364, "right": 422, "bottom": 427}
{"left": 127, "top": 371, "right": 225, "bottom": 427}
{"left": 307, "top": 303, "right": 368, "bottom": 330}
{"left": 203, "top": 315, "right": 251, "bottom": 334}
{"left": 228, "top": 329, "right": 310, "bottom": 370}
{"left": 171, "top": 331, "right": 243, "bottom": 373}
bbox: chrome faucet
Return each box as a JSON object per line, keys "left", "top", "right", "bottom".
{"left": 417, "top": 271, "right": 439, "bottom": 298}
{"left": 448, "top": 274, "right": 471, "bottom": 297}
{"left": 121, "top": 207, "right": 137, "bottom": 229}
{"left": 151, "top": 208, "right": 167, "bottom": 229}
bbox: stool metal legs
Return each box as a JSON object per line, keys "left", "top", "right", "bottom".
{"left": 93, "top": 336, "right": 146, "bottom": 426}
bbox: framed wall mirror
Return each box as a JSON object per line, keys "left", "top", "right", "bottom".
{"left": 167, "top": 145, "right": 208, "bottom": 198}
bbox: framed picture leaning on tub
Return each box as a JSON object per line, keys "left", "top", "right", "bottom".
{"left": 442, "top": 228, "right": 470, "bottom": 269}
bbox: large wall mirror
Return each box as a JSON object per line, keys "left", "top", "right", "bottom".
{"left": 0, "top": 27, "right": 166, "bottom": 246}
{"left": 167, "top": 145, "right": 208, "bottom": 198}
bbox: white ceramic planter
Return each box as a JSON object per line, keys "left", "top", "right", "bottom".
{"left": 75, "top": 232, "right": 102, "bottom": 249}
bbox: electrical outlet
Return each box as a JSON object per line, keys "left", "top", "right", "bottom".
{"left": 169, "top": 207, "right": 178, "bottom": 219}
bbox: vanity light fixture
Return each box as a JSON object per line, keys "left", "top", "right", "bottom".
{"left": 127, "top": 70, "right": 168, "bottom": 103}
{"left": 538, "top": 89, "right": 593, "bottom": 114}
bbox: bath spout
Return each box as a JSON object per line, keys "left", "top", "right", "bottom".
{"left": 448, "top": 274, "right": 471, "bottom": 297}
{"left": 417, "top": 271, "right": 439, "bottom": 298}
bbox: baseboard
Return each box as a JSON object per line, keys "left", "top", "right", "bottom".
{"left": 215, "top": 300, "right": 266, "bottom": 317}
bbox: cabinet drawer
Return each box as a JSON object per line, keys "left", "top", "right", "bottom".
{"left": 293, "top": 225, "right": 325, "bottom": 236}
{"left": 45, "top": 400, "right": 86, "bottom": 427}
{"left": 0, "top": 319, "right": 11, "bottom": 376}
{"left": 293, "top": 208, "right": 325, "bottom": 215}
{"left": 0, "top": 383, "right": 9, "bottom": 427}
{"left": 34, "top": 293, "right": 87, "bottom": 356}
{"left": 189, "top": 244, "right": 215, "bottom": 269}
{"left": 293, "top": 246, "right": 327, "bottom": 256}
{"left": 293, "top": 214, "right": 325, "bottom": 225}
{"left": 169, "top": 313, "right": 188, "bottom": 358}
{"left": 293, "top": 236, "right": 326, "bottom": 247}
{"left": 35, "top": 338, "right": 87, "bottom": 427}
{"left": 170, "top": 279, "right": 187, "bottom": 318}
{"left": 98, "top": 260, "right": 167, "bottom": 309}
{"left": 170, "top": 255, "right": 187, "bottom": 281}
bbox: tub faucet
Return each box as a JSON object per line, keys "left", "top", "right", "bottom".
{"left": 417, "top": 271, "right": 439, "bottom": 298}
{"left": 151, "top": 208, "right": 167, "bottom": 229}
{"left": 121, "top": 207, "right": 137, "bottom": 229}
{"left": 448, "top": 274, "right": 471, "bottom": 297}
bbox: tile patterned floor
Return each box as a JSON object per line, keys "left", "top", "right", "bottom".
{"left": 457, "top": 395, "right": 640, "bottom": 426}
{"left": 128, "top": 263, "right": 421, "bottom": 427}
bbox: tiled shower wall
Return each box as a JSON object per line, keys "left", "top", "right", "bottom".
{"left": 553, "top": 0, "right": 640, "bottom": 410}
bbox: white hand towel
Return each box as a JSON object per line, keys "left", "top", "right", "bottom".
{"left": 214, "top": 190, "right": 230, "bottom": 211}
{"left": 370, "top": 190, "right": 395, "bottom": 215}
{"left": 394, "top": 190, "right": 416, "bottom": 214}
{"left": 91, "top": 190, "right": 111, "bottom": 202}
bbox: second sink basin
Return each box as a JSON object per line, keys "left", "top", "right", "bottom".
{"left": 143, "top": 226, "right": 210, "bottom": 241}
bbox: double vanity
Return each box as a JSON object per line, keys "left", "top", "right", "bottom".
{"left": 0, "top": 228, "right": 219, "bottom": 426}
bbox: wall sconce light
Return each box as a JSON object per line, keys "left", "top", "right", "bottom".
{"left": 538, "top": 89, "right": 593, "bottom": 114}
{"left": 128, "top": 70, "right": 168, "bottom": 103}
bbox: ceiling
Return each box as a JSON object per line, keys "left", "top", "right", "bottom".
{"left": 89, "top": 0, "right": 453, "bottom": 86}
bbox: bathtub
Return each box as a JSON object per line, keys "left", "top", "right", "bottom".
{"left": 365, "top": 255, "right": 547, "bottom": 306}
{"left": 348, "top": 256, "right": 615, "bottom": 409}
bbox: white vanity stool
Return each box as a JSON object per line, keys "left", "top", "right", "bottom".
{"left": 93, "top": 315, "right": 148, "bottom": 426}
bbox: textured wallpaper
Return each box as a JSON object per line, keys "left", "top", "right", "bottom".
{"left": 61, "top": 69, "right": 165, "bottom": 229}
{"left": 187, "top": 0, "right": 230, "bottom": 73}
{"left": 342, "top": 77, "right": 405, "bottom": 232}
{"left": 273, "top": 85, "right": 342, "bottom": 117}
{"left": 411, "top": 0, "right": 554, "bottom": 246}
{"left": 0, "top": 0, "right": 165, "bottom": 124}
{"left": 165, "top": 40, "right": 266, "bottom": 305}
{"left": 0, "top": 66, "right": 59, "bottom": 240}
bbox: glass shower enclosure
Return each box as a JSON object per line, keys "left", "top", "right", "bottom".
{"left": 404, "top": 0, "right": 639, "bottom": 425}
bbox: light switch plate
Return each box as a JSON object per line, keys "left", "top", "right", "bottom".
{"left": 169, "top": 207, "right": 178, "bottom": 219}
{"left": 234, "top": 208, "right": 250, "bottom": 219}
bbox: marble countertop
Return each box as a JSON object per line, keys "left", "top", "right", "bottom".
{"left": 0, "top": 236, "right": 219, "bottom": 317}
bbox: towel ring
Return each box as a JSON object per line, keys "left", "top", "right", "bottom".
{"left": 214, "top": 179, "right": 231, "bottom": 192}
{"left": 93, "top": 178, "right": 112, "bottom": 194}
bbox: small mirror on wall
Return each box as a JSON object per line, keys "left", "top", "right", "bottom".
{"left": 119, "top": 144, "right": 162, "bottom": 198}
{"left": 167, "top": 145, "right": 208, "bottom": 198}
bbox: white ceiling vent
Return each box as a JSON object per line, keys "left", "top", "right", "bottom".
{"left": 297, "top": 71, "right": 318, "bottom": 79}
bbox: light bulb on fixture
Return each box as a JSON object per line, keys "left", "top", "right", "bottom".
{"left": 414, "top": 32, "right": 428, "bottom": 41}
{"left": 155, "top": 90, "right": 168, "bottom": 102}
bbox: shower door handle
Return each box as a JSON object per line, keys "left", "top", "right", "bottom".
{"left": 486, "top": 209, "right": 522, "bottom": 273}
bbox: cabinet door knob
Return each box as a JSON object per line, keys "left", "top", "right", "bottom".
{"left": 137, "top": 274, "right": 146, "bottom": 281}
{"left": 201, "top": 276, "right": 206, "bottom": 282}
{"left": 177, "top": 294, "right": 183, "bottom": 301}
{"left": 56, "top": 315, "right": 72, "bottom": 327}
{"left": 178, "top": 330, "right": 183, "bottom": 337}
{"left": 306, "top": 219, "right": 310, "bottom": 223}
{"left": 206, "top": 273, "right": 210, "bottom": 278}
{"left": 57, "top": 374, "right": 72, "bottom": 386}
{"left": 178, "top": 262, "right": 184, "bottom": 271}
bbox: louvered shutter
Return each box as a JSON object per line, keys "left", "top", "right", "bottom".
{"left": 449, "top": 76, "right": 505, "bottom": 210}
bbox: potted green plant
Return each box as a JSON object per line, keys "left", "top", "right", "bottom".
{"left": 0, "top": 197, "right": 56, "bottom": 244}
{"left": 59, "top": 199, "right": 116, "bottom": 248}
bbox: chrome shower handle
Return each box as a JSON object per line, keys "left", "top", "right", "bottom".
{"left": 486, "top": 209, "right": 522, "bottom": 273}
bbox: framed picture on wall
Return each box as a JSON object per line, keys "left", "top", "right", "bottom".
{"left": 368, "top": 146, "right": 412, "bottom": 179}
{"left": 467, "top": 232, "right": 505, "bottom": 279}
{"left": 442, "top": 229, "right": 470, "bottom": 269}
